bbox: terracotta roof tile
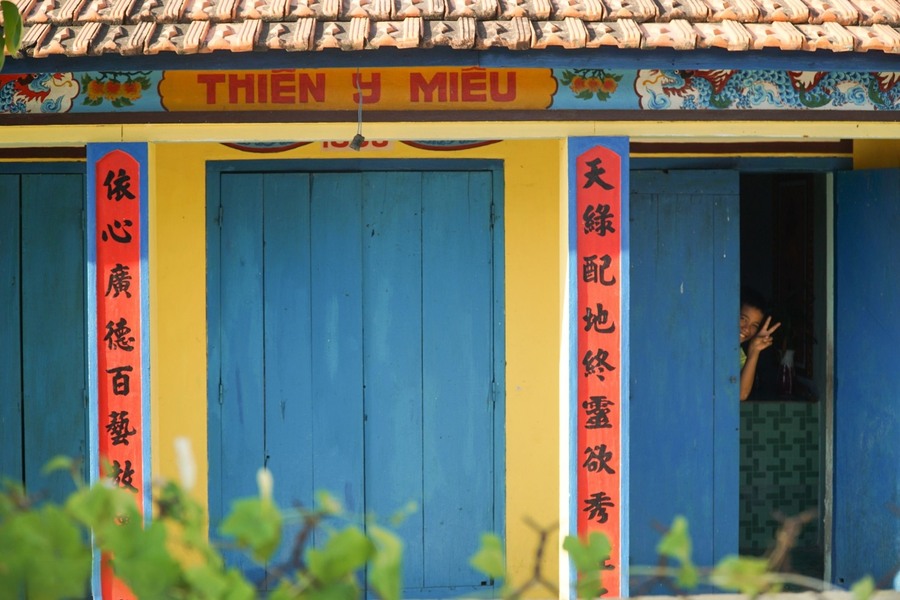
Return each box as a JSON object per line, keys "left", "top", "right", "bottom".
{"left": 10, "top": 0, "right": 900, "bottom": 57}
{"left": 744, "top": 19, "right": 804, "bottom": 46}
{"left": 847, "top": 20, "right": 900, "bottom": 48}
{"left": 551, "top": 0, "right": 606, "bottom": 21}
{"left": 694, "top": 18, "right": 752, "bottom": 48}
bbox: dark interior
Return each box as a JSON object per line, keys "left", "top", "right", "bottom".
{"left": 739, "top": 172, "right": 827, "bottom": 580}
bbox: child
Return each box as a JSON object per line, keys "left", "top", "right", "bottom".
{"left": 740, "top": 288, "right": 781, "bottom": 401}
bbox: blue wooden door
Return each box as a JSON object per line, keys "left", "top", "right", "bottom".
{"left": 0, "top": 170, "right": 87, "bottom": 503}
{"left": 628, "top": 170, "right": 740, "bottom": 592}
{"left": 208, "top": 167, "right": 503, "bottom": 596}
{"left": 833, "top": 170, "right": 900, "bottom": 588}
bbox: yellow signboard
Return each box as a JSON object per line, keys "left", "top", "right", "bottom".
{"left": 159, "top": 67, "right": 556, "bottom": 111}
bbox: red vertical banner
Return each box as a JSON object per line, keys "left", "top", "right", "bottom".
{"left": 95, "top": 149, "right": 143, "bottom": 600}
{"left": 575, "top": 144, "right": 623, "bottom": 597}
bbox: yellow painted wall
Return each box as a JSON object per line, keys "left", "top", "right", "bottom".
{"left": 151, "top": 139, "right": 563, "bottom": 589}
{"left": 853, "top": 140, "right": 900, "bottom": 169}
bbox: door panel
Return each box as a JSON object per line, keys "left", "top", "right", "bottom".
{"left": 0, "top": 175, "right": 23, "bottom": 484}
{"left": 0, "top": 171, "right": 86, "bottom": 504}
{"left": 209, "top": 167, "right": 501, "bottom": 595}
{"left": 629, "top": 170, "right": 740, "bottom": 592}
{"left": 833, "top": 169, "right": 900, "bottom": 587}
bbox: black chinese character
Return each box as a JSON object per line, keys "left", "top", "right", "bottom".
{"left": 104, "top": 168, "right": 136, "bottom": 202}
{"left": 583, "top": 204, "right": 616, "bottom": 237}
{"left": 582, "top": 444, "right": 616, "bottom": 474}
{"left": 582, "top": 255, "right": 617, "bottom": 286}
{"left": 106, "top": 365, "right": 134, "bottom": 396}
{"left": 583, "top": 396, "right": 614, "bottom": 429}
{"left": 583, "top": 491, "right": 615, "bottom": 523}
{"left": 106, "top": 411, "right": 137, "bottom": 446}
{"left": 583, "top": 303, "right": 616, "bottom": 334}
{"left": 582, "top": 158, "right": 615, "bottom": 191}
{"left": 583, "top": 348, "right": 616, "bottom": 381}
{"left": 111, "top": 459, "right": 138, "bottom": 492}
{"left": 105, "top": 263, "right": 133, "bottom": 298}
{"left": 101, "top": 219, "right": 134, "bottom": 244}
{"left": 104, "top": 318, "right": 135, "bottom": 352}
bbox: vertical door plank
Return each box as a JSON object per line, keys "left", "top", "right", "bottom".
{"left": 422, "top": 171, "right": 495, "bottom": 588}
{"left": 21, "top": 173, "right": 86, "bottom": 504}
{"left": 834, "top": 169, "right": 900, "bottom": 586}
{"left": 361, "top": 171, "right": 426, "bottom": 589}
{"left": 629, "top": 171, "right": 739, "bottom": 588}
{"left": 215, "top": 172, "right": 266, "bottom": 578}
{"left": 263, "top": 173, "right": 316, "bottom": 569}
{"left": 309, "top": 173, "right": 365, "bottom": 517}
{"left": 0, "top": 175, "right": 23, "bottom": 484}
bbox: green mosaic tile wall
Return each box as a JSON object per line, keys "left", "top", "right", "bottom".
{"left": 739, "top": 401, "right": 821, "bottom": 559}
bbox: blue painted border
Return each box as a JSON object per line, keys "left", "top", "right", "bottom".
{"left": 566, "top": 136, "right": 630, "bottom": 596}
{"left": 86, "top": 142, "right": 151, "bottom": 599}
{"left": 205, "top": 158, "right": 507, "bottom": 594}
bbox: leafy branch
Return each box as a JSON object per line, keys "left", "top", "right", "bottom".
{"left": 0, "top": 0, "right": 23, "bottom": 72}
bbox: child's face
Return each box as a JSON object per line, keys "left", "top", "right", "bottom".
{"left": 740, "top": 304, "right": 764, "bottom": 344}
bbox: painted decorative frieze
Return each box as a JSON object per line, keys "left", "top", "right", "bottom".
{"left": 3, "top": 67, "right": 900, "bottom": 114}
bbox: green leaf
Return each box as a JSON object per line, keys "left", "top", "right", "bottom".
{"left": 41, "top": 455, "right": 76, "bottom": 476}
{"left": 2, "top": 505, "right": 92, "bottom": 600}
{"left": 220, "top": 497, "right": 282, "bottom": 563}
{"left": 368, "top": 524, "right": 404, "bottom": 600}
{"left": 315, "top": 490, "right": 343, "bottom": 516}
{"left": 710, "top": 555, "right": 770, "bottom": 596}
{"left": 851, "top": 575, "right": 875, "bottom": 600}
{"left": 306, "top": 526, "right": 373, "bottom": 584}
{"left": 469, "top": 533, "right": 505, "bottom": 579}
{"left": 1, "top": 0, "right": 23, "bottom": 54}
{"left": 563, "top": 532, "right": 612, "bottom": 598}
{"left": 657, "top": 515, "right": 692, "bottom": 563}
{"left": 111, "top": 520, "right": 182, "bottom": 598}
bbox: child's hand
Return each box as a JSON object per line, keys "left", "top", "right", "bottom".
{"left": 749, "top": 316, "right": 781, "bottom": 355}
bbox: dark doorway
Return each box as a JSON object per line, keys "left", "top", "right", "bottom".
{"left": 739, "top": 173, "right": 827, "bottom": 580}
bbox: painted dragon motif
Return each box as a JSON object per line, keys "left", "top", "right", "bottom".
{"left": 0, "top": 73, "right": 77, "bottom": 114}
{"left": 635, "top": 69, "right": 900, "bottom": 110}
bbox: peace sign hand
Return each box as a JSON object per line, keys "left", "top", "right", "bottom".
{"left": 749, "top": 316, "right": 781, "bottom": 355}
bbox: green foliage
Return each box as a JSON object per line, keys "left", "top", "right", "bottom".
{"left": 0, "top": 461, "right": 404, "bottom": 600}
{"left": 710, "top": 555, "right": 774, "bottom": 597}
{"left": 470, "top": 532, "right": 506, "bottom": 582}
{"left": 562, "top": 531, "right": 612, "bottom": 598}
{"left": 1, "top": 461, "right": 887, "bottom": 600}
{"left": 655, "top": 515, "right": 699, "bottom": 589}
{"left": 0, "top": 0, "right": 23, "bottom": 71}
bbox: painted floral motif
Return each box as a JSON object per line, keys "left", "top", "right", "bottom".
{"left": 559, "top": 69, "right": 623, "bottom": 102}
{"left": 0, "top": 73, "right": 78, "bottom": 113}
{"left": 81, "top": 72, "right": 152, "bottom": 107}
{"left": 635, "top": 70, "right": 900, "bottom": 110}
